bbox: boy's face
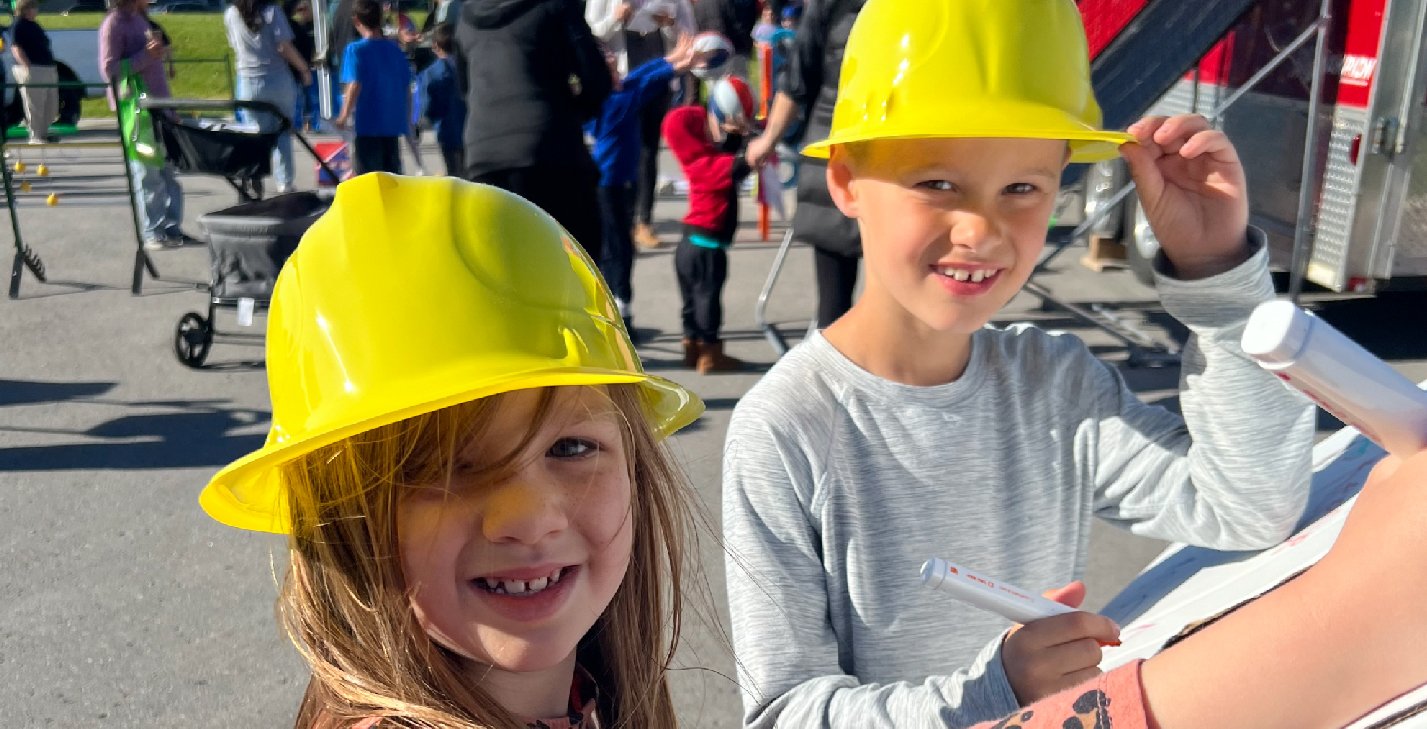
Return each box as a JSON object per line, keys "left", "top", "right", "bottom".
{"left": 828, "top": 136, "right": 1068, "bottom": 335}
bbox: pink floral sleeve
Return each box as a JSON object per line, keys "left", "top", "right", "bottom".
{"left": 971, "top": 660, "right": 1151, "bottom": 729}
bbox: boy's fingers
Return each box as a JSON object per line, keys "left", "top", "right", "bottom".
{"left": 1179, "top": 130, "right": 1238, "bottom": 163}
{"left": 1152, "top": 113, "right": 1212, "bottom": 145}
{"left": 1015, "top": 611, "right": 1121, "bottom": 651}
{"left": 1127, "top": 115, "right": 1168, "bottom": 143}
{"left": 1119, "top": 141, "right": 1163, "bottom": 203}
{"left": 1042, "top": 580, "right": 1086, "bottom": 609}
{"left": 1044, "top": 636, "right": 1105, "bottom": 669}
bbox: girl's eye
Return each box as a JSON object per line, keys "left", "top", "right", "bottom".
{"left": 1005, "top": 182, "right": 1039, "bottom": 195}
{"left": 548, "top": 437, "right": 598, "bottom": 459}
{"left": 917, "top": 180, "right": 955, "bottom": 192}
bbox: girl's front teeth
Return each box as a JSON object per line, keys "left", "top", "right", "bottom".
{"left": 475, "top": 567, "right": 566, "bottom": 596}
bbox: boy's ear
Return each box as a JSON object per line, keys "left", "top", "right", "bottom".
{"left": 826, "top": 148, "right": 860, "bottom": 219}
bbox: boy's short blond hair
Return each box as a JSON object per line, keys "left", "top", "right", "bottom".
{"left": 15, "top": 0, "right": 38, "bottom": 15}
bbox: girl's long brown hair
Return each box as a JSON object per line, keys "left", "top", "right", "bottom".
{"left": 278, "top": 384, "right": 692, "bottom": 728}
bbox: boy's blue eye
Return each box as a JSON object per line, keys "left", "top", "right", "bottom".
{"left": 917, "top": 180, "right": 955, "bottom": 191}
{"left": 1005, "top": 182, "right": 1039, "bottom": 194}
{"left": 549, "top": 437, "right": 597, "bottom": 459}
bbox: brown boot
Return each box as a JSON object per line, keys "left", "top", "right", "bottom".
{"left": 681, "top": 337, "right": 699, "bottom": 368}
{"left": 633, "top": 222, "right": 661, "bottom": 249}
{"left": 695, "top": 341, "right": 745, "bottom": 374}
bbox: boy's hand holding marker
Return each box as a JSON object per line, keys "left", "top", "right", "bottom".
{"left": 1120, "top": 113, "right": 1253, "bottom": 280}
{"left": 922, "top": 558, "right": 1121, "bottom": 704}
{"left": 1001, "top": 581, "right": 1121, "bottom": 703}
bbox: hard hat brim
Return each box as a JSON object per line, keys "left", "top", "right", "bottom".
{"left": 200, "top": 369, "right": 701, "bottom": 535}
{"left": 801, "top": 99, "right": 1136, "bottom": 164}
{"left": 803, "top": 129, "right": 1134, "bottom": 164}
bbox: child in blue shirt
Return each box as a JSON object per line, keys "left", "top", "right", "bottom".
{"left": 417, "top": 23, "right": 466, "bottom": 177}
{"left": 336, "top": 0, "right": 411, "bottom": 175}
{"left": 585, "top": 35, "right": 696, "bottom": 332}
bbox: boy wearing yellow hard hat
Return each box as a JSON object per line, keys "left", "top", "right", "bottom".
{"left": 722, "top": 0, "right": 1315, "bottom": 726}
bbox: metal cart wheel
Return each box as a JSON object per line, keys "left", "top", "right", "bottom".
{"left": 175, "top": 312, "right": 214, "bottom": 368}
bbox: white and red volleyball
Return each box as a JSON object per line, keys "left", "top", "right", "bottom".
{"left": 709, "top": 76, "right": 755, "bottom": 126}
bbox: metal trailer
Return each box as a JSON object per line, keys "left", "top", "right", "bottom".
{"left": 1079, "top": 0, "right": 1427, "bottom": 296}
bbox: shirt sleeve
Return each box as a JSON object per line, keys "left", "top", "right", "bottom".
{"left": 418, "top": 67, "right": 443, "bottom": 122}
{"left": 627, "top": 58, "right": 675, "bottom": 109}
{"left": 1088, "top": 229, "right": 1315, "bottom": 550}
{"left": 340, "top": 43, "right": 358, "bottom": 84}
{"left": 269, "top": 7, "right": 295, "bottom": 45}
{"left": 99, "top": 15, "right": 155, "bottom": 81}
{"left": 723, "top": 411, "right": 1023, "bottom": 728}
{"left": 779, "top": 0, "right": 828, "bottom": 108}
{"left": 584, "top": 0, "right": 622, "bottom": 40}
{"left": 969, "top": 661, "right": 1150, "bottom": 729}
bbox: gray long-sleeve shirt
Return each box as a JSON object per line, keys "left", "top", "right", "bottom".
{"left": 721, "top": 236, "right": 1315, "bottom": 728}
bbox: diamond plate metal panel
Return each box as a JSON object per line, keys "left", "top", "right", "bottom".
{"left": 1308, "top": 108, "right": 1369, "bottom": 289}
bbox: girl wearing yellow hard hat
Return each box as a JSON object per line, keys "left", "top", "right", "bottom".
{"left": 202, "top": 173, "right": 703, "bottom": 728}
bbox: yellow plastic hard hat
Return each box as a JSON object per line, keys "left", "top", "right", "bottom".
{"left": 201, "top": 174, "right": 704, "bottom": 534}
{"left": 802, "top": 0, "right": 1134, "bottom": 162}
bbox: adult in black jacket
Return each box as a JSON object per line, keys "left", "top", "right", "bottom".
{"left": 455, "top": 0, "right": 611, "bottom": 260}
{"left": 745, "top": 0, "right": 862, "bottom": 328}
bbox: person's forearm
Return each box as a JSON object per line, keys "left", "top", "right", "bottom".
{"left": 760, "top": 92, "right": 798, "bottom": 143}
{"left": 340, "top": 82, "right": 359, "bottom": 120}
{"left": 1142, "top": 451, "right": 1427, "bottom": 728}
{"left": 12, "top": 46, "right": 29, "bottom": 67}
{"left": 279, "top": 42, "right": 308, "bottom": 75}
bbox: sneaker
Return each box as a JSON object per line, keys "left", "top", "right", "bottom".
{"left": 143, "top": 237, "right": 181, "bottom": 251}
{"left": 165, "top": 230, "right": 205, "bottom": 246}
{"left": 45, "top": 135, "right": 60, "bottom": 143}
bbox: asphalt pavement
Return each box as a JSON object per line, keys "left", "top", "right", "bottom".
{"left": 3, "top": 126, "right": 1424, "bottom": 727}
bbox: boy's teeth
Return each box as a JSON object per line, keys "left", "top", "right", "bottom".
{"left": 940, "top": 268, "right": 995, "bottom": 282}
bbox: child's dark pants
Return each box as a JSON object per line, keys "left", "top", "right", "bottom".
{"left": 353, "top": 136, "right": 402, "bottom": 175}
{"left": 597, "top": 182, "right": 635, "bottom": 306}
{"left": 674, "top": 232, "right": 728, "bottom": 343}
{"left": 440, "top": 146, "right": 464, "bottom": 178}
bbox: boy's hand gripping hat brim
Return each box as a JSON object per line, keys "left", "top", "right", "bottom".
{"left": 200, "top": 174, "right": 704, "bottom": 535}
{"left": 801, "top": 0, "right": 1135, "bottom": 163}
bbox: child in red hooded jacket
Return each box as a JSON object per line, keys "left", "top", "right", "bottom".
{"left": 662, "top": 76, "right": 754, "bottom": 373}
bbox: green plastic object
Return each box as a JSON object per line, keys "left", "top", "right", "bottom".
{"left": 116, "top": 61, "right": 163, "bottom": 168}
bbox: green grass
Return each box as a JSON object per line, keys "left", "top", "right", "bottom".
{"left": 44, "top": 12, "right": 236, "bottom": 120}
{"left": 45, "top": 11, "right": 432, "bottom": 122}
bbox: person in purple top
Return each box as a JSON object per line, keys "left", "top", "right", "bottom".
{"left": 99, "top": 0, "right": 198, "bottom": 250}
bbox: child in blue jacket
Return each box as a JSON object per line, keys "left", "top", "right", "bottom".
{"left": 418, "top": 23, "right": 466, "bottom": 177}
{"left": 585, "top": 35, "right": 696, "bottom": 333}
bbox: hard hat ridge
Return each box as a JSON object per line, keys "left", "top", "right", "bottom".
{"left": 802, "top": 0, "right": 1134, "bottom": 162}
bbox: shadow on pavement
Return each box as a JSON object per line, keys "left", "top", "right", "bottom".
{"left": 0, "top": 382, "right": 268, "bottom": 471}
{"left": 0, "top": 378, "right": 116, "bottom": 406}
